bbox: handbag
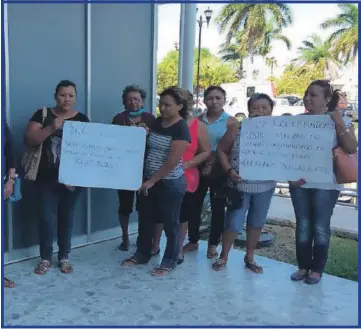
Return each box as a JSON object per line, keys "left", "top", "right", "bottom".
{"left": 200, "top": 152, "right": 227, "bottom": 185}
{"left": 22, "top": 107, "right": 48, "bottom": 181}
{"left": 8, "top": 176, "right": 22, "bottom": 202}
{"left": 333, "top": 146, "right": 358, "bottom": 184}
{"left": 213, "top": 182, "right": 244, "bottom": 211}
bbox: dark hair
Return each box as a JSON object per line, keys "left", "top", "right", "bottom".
{"left": 203, "top": 86, "right": 226, "bottom": 99}
{"left": 122, "top": 85, "right": 147, "bottom": 106}
{"left": 308, "top": 80, "right": 338, "bottom": 111}
{"left": 159, "top": 86, "right": 188, "bottom": 119}
{"left": 247, "top": 93, "right": 274, "bottom": 111}
{"left": 180, "top": 88, "right": 194, "bottom": 110}
{"left": 55, "top": 80, "right": 77, "bottom": 96}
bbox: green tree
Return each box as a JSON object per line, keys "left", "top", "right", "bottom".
{"left": 321, "top": 3, "right": 358, "bottom": 64}
{"left": 258, "top": 18, "right": 292, "bottom": 57}
{"left": 292, "top": 34, "right": 341, "bottom": 80}
{"left": 216, "top": 4, "right": 293, "bottom": 61}
{"left": 265, "top": 56, "right": 278, "bottom": 76}
{"left": 275, "top": 64, "right": 324, "bottom": 96}
{"left": 157, "top": 48, "right": 237, "bottom": 93}
{"left": 218, "top": 33, "right": 247, "bottom": 79}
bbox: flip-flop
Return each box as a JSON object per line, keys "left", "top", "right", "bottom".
{"left": 120, "top": 257, "right": 140, "bottom": 267}
{"left": 4, "top": 278, "right": 15, "bottom": 288}
{"left": 212, "top": 258, "right": 227, "bottom": 271}
{"left": 118, "top": 241, "right": 129, "bottom": 251}
{"left": 151, "top": 266, "right": 172, "bottom": 277}
{"left": 244, "top": 255, "right": 263, "bottom": 274}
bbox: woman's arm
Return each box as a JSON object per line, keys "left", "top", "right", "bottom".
{"left": 149, "top": 140, "right": 189, "bottom": 183}
{"left": 185, "top": 122, "right": 211, "bottom": 169}
{"left": 331, "top": 111, "right": 358, "bottom": 154}
{"left": 217, "top": 122, "right": 241, "bottom": 183}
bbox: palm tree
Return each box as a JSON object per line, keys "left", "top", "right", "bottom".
{"left": 216, "top": 4, "right": 293, "bottom": 60}
{"left": 258, "top": 19, "right": 292, "bottom": 57}
{"left": 265, "top": 57, "right": 278, "bottom": 76}
{"left": 292, "top": 34, "right": 341, "bottom": 80}
{"left": 219, "top": 31, "right": 247, "bottom": 79}
{"left": 321, "top": 3, "right": 358, "bottom": 64}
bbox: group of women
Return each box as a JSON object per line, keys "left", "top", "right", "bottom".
{"left": 4, "top": 78, "right": 357, "bottom": 287}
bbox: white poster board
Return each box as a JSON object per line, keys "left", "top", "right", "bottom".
{"left": 238, "top": 115, "right": 336, "bottom": 183}
{"left": 59, "top": 122, "right": 146, "bottom": 190}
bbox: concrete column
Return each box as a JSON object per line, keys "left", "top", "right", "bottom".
{"left": 178, "top": 3, "right": 197, "bottom": 92}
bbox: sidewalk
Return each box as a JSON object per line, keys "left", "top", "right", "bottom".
{"left": 268, "top": 196, "right": 358, "bottom": 236}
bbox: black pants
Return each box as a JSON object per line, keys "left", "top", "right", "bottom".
{"left": 187, "top": 177, "right": 225, "bottom": 246}
{"left": 134, "top": 176, "right": 186, "bottom": 269}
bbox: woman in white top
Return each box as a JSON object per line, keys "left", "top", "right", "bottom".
{"left": 289, "top": 80, "right": 357, "bottom": 284}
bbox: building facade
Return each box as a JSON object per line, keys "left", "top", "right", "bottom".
{"left": 3, "top": 2, "right": 158, "bottom": 263}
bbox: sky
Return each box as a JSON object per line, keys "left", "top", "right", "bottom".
{"left": 157, "top": 3, "right": 357, "bottom": 81}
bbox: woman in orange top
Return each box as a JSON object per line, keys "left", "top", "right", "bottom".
{"left": 151, "top": 88, "right": 211, "bottom": 263}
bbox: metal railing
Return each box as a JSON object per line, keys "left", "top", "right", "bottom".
{"left": 275, "top": 182, "right": 358, "bottom": 209}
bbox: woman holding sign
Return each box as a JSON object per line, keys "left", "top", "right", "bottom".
{"left": 24, "top": 80, "right": 89, "bottom": 275}
{"left": 121, "top": 86, "right": 190, "bottom": 276}
{"left": 290, "top": 80, "right": 357, "bottom": 284}
{"left": 213, "top": 93, "right": 276, "bottom": 273}
{"left": 151, "top": 88, "right": 211, "bottom": 264}
{"left": 112, "top": 85, "right": 155, "bottom": 251}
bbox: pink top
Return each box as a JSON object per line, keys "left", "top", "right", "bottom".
{"left": 183, "top": 118, "right": 199, "bottom": 192}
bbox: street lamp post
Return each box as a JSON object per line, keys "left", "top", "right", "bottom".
{"left": 195, "top": 7, "right": 213, "bottom": 106}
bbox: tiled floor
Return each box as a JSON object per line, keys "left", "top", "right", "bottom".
{"left": 3, "top": 236, "right": 358, "bottom": 326}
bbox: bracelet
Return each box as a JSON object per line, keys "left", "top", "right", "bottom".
{"left": 338, "top": 128, "right": 350, "bottom": 137}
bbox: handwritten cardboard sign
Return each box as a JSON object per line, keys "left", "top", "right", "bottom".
{"left": 59, "top": 122, "right": 146, "bottom": 190}
{"left": 238, "top": 115, "right": 336, "bottom": 183}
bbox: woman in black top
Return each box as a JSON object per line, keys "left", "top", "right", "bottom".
{"left": 25, "top": 80, "right": 89, "bottom": 275}
{"left": 4, "top": 120, "right": 16, "bottom": 288}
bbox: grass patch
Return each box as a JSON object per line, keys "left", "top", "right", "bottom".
{"left": 200, "top": 222, "right": 358, "bottom": 281}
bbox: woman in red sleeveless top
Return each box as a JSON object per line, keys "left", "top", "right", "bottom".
{"left": 151, "top": 89, "right": 211, "bottom": 264}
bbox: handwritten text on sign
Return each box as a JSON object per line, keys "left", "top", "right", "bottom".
{"left": 238, "top": 115, "right": 336, "bottom": 183}
{"left": 59, "top": 122, "right": 146, "bottom": 190}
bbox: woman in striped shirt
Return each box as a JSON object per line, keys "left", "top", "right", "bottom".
{"left": 121, "top": 87, "right": 190, "bottom": 276}
{"left": 213, "top": 93, "right": 276, "bottom": 273}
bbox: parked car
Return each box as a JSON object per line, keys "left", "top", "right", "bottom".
{"left": 343, "top": 101, "right": 358, "bottom": 122}
{"left": 279, "top": 94, "right": 301, "bottom": 106}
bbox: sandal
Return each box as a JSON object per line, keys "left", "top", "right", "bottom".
{"left": 212, "top": 258, "right": 227, "bottom": 271}
{"left": 291, "top": 269, "right": 309, "bottom": 281}
{"left": 151, "top": 266, "right": 172, "bottom": 277}
{"left": 244, "top": 255, "right": 263, "bottom": 274}
{"left": 118, "top": 241, "right": 129, "bottom": 251}
{"left": 120, "top": 257, "right": 140, "bottom": 267}
{"left": 183, "top": 242, "right": 199, "bottom": 253}
{"left": 58, "top": 259, "right": 73, "bottom": 274}
{"left": 4, "top": 277, "right": 15, "bottom": 288}
{"left": 207, "top": 245, "right": 218, "bottom": 259}
{"left": 34, "top": 260, "right": 52, "bottom": 275}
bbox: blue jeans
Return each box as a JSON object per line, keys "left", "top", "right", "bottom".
{"left": 36, "top": 182, "right": 82, "bottom": 261}
{"left": 224, "top": 188, "right": 275, "bottom": 232}
{"left": 290, "top": 186, "right": 339, "bottom": 274}
{"left": 135, "top": 176, "right": 186, "bottom": 269}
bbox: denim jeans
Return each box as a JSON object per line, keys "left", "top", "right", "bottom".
{"left": 36, "top": 182, "right": 82, "bottom": 261}
{"left": 224, "top": 188, "right": 275, "bottom": 233}
{"left": 290, "top": 186, "right": 339, "bottom": 274}
{"left": 135, "top": 176, "right": 186, "bottom": 269}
